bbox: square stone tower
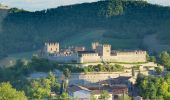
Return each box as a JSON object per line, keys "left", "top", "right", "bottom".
{"left": 92, "top": 42, "right": 99, "bottom": 50}
{"left": 45, "top": 42, "right": 59, "bottom": 54}
{"left": 96, "top": 44, "right": 111, "bottom": 56}
{"left": 102, "top": 44, "right": 111, "bottom": 57}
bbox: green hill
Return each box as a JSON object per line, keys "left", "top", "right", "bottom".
{"left": 1, "top": 0, "right": 170, "bottom": 59}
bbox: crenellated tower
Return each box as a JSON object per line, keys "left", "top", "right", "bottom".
{"left": 92, "top": 42, "right": 99, "bottom": 50}
{"left": 45, "top": 42, "right": 59, "bottom": 54}
{"left": 96, "top": 44, "right": 111, "bottom": 56}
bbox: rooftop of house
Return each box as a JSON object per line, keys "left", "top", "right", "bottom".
{"left": 68, "top": 84, "right": 128, "bottom": 95}
{"left": 97, "top": 76, "right": 131, "bottom": 85}
{"left": 92, "top": 85, "right": 128, "bottom": 95}
{"left": 68, "top": 85, "right": 90, "bottom": 93}
{"left": 78, "top": 51, "right": 96, "bottom": 54}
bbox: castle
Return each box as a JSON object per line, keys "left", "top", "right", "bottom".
{"left": 42, "top": 42, "right": 147, "bottom": 63}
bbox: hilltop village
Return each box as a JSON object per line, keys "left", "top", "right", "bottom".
{"left": 36, "top": 42, "right": 160, "bottom": 100}
{"left": 0, "top": 41, "right": 166, "bottom": 100}
{"left": 1, "top": 0, "right": 170, "bottom": 99}
{"left": 42, "top": 42, "right": 146, "bottom": 63}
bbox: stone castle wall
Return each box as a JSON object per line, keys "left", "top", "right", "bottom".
{"left": 47, "top": 54, "right": 78, "bottom": 63}
{"left": 79, "top": 53, "right": 101, "bottom": 63}
{"left": 108, "top": 51, "right": 147, "bottom": 63}
{"left": 70, "top": 72, "right": 132, "bottom": 85}
{"left": 44, "top": 42, "right": 147, "bottom": 63}
{"left": 113, "top": 51, "right": 146, "bottom": 62}
{"left": 54, "top": 70, "right": 132, "bottom": 85}
{"left": 79, "top": 51, "right": 146, "bottom": 63}
{"left": 46, "top": 51, "right": 146, "bottom": 63}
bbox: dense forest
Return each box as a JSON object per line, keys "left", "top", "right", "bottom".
{"left": 1, "top": 0, "right": 170, "bottom": 59}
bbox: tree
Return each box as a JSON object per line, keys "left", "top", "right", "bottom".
{"left": 0, "top": 82, "right": 27, "bottom": 100}
{"left": 107, "top": 0, "right": 124, "bottom": 16}
{"left": 59, "top": 92, "right": 71, "bottom": 100}
{"left": 63, "top": 68, "right": 71, "bottom": 79}
{"left": 155, "top": 67, "right": 163, "bottom": 75}
{"left": 159, "top": 81, "right": 169, "bottom": 96}
{"left": 149, "top": 83, "right": 157, "bottom": 99}
{"left": 25, "top": 72, "right": 61, "bottom": 99}
{"left": 132, "top": 67, "right": 135, "bottom": 77}
{"left": 136, "top": 73, "right": 170, "bottom": 99}
{"left": 9, "top": 8, "right": 25, "bottom": 13}
{"left": 91, "top": 95, "right": 97, "bottom": 100}
{"left": 159, "top": 51, "right": 170, "bottom": 70}
{"left": 100, "top": 90, "right": 110, "bottom": 100}
{"left": 99, "top": 0, "right": 124, "bottom": 17}
{"left": 27, "top": 78, "right": 51, "bottom": 99}
{"left": 165, "top": 72, "right": 170, "bottom": 82}
{"left": 47, "top": 72, "right": 60, "bottom": 93}
{"left": 150, "top": 56, "right": 156, "bottom": 62}
{"left": 118, "top": 94, "right": 131, "bottom": 100}
{"left": 63, "top": 68, "right": 71, "bottom": 92}
{"left": 146, "top": 54, "right": 156, "bottom": 62}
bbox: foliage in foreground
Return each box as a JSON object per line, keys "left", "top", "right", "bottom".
{"left": 158, "top": 51, "right": 170, "bottom": 70}
{"left": 0, "top": 82, "right": 27, "bottom": 100}
{"left": 25, "top": 72, "right": 60, "bottom": 99}
{"left": 100, "top": 90, "right": 110, "bottom": 100}
{"left": 136, "top": 73, "right": 170, "bottom": 100}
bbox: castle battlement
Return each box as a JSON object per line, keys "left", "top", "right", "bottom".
{"left": 45, "top": 42, "right": 59, "bottom": 46}
{"left": 92, "top": 42, "right": 100, "bottom": 50}
{"left": 43, "top": 42, "right": 147, "bottom": 63}
{"left": 116, "top": 50, "right": 146, "bottom": 55}
{"left": 44, "top": 42, "right": 59, "bottom": 54}
{"left": 103, "top": 44, "right": 111, "bottom": 47}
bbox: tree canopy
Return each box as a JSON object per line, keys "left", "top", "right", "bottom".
{"left": 0, "top": 82, "right": 27, "bottom": 100}
{"left": 100, "top": 90, "right": 110, "bottom": 100}
{"left": 158, "top": 51, "right": 170, "bottom": 70}
{"left": 136, "top": 73, "right": 170, "bottom": 99}
{"left": 99, "top": 0, "right": 124, "bottom": 17}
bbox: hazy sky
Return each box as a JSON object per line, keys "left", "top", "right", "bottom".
{"left": 0, "top": 0, "right": 170, "bottom": 11}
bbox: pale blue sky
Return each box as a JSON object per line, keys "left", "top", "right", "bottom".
{"left": 0, "top": 0, "right": 170, "bottom": 11}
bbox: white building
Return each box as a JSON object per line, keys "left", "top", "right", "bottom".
{"left": 68, "top": 85, "right": 128, "bottom": 100}
{"left": 68, "top": 85, "right": 91, "bottom": 100}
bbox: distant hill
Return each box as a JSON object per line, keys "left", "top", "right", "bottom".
{"left": 0, "top": 0, "right": 170, "bottom": 58}
{"left": 0, "top": 4, "right": 9, "bottom": 10}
